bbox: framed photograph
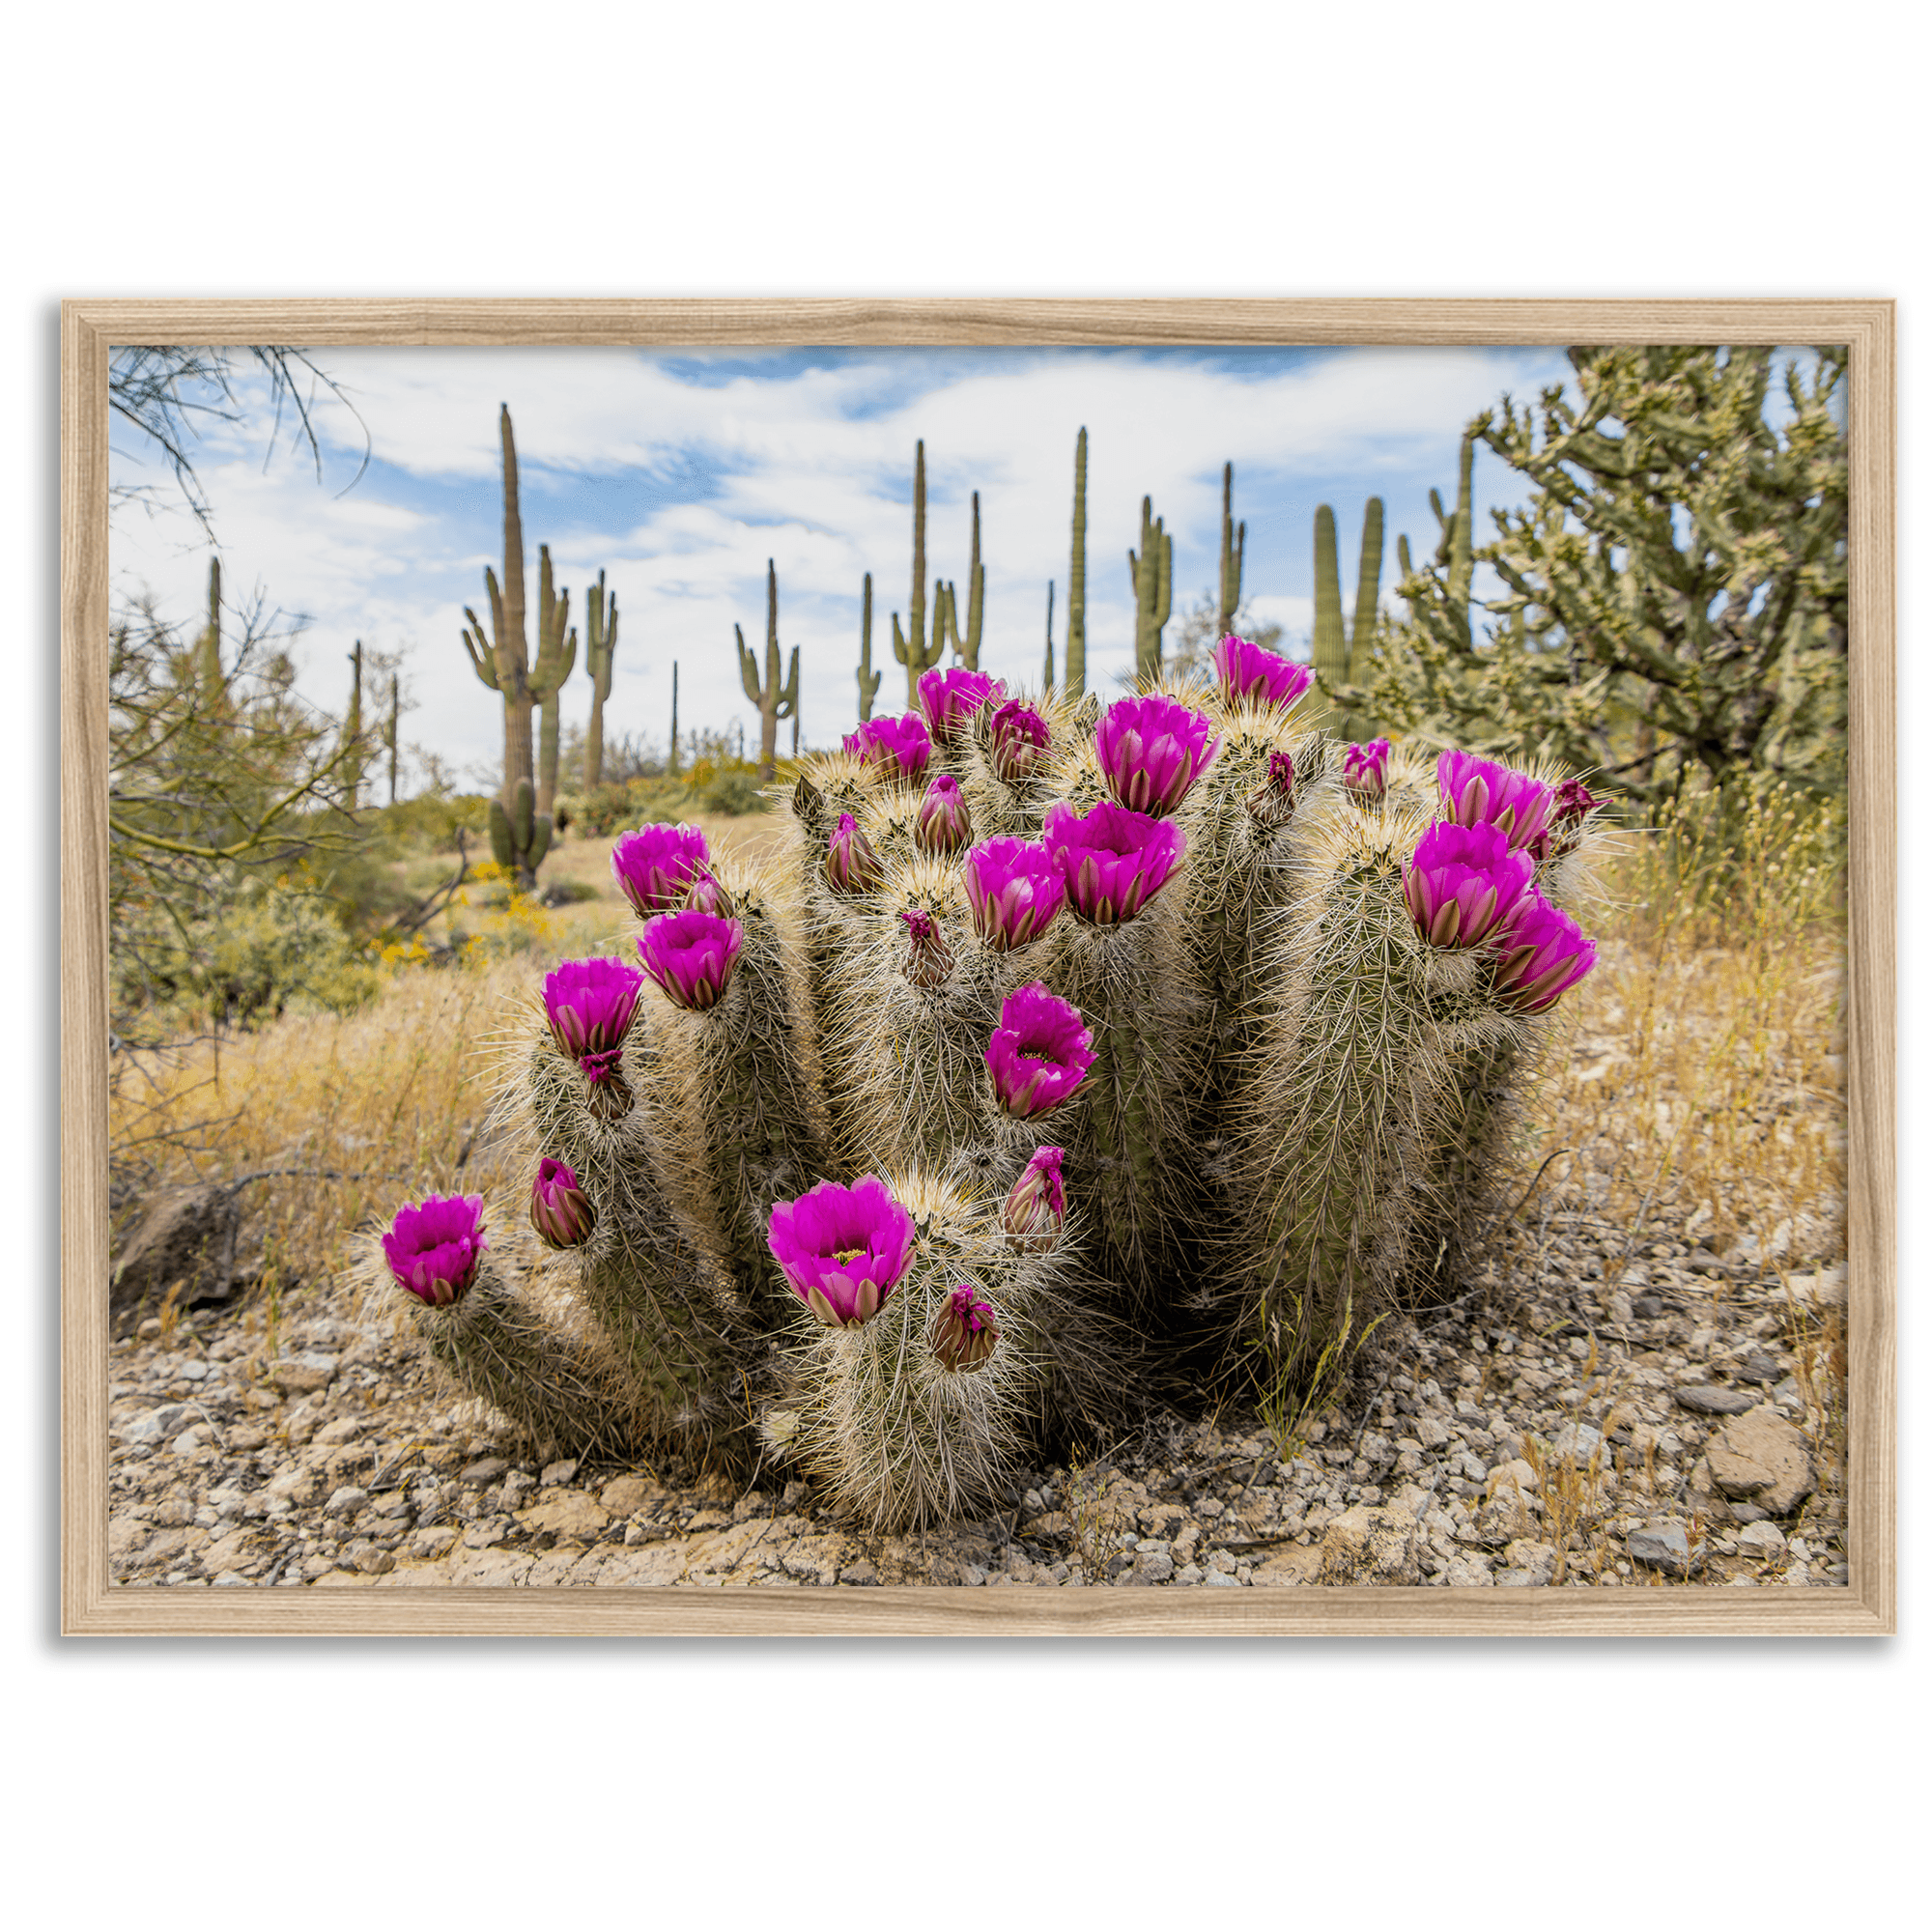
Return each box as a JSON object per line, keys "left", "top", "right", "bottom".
{"left": 62, "top": 297, "right": 1894, "bottom": 1634}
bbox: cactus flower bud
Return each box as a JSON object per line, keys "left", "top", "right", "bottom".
{"left": 932, "top": 1282, "right": 1000, "bottom": 1372}
{"left": 542, "top": 956, "right": 645, "bottom": 1117}
{"left": 848, "top": 712, "right": 932, "bottom": 782}
{"left": 682, "top": 870, "right": 735, "bottom": 918}
{"left": 1402, "top": 821, "right": 1535, "bottom": 950}
{"left": 989, "top": 699, "right": 1052, "bottom": 786}
{"left": 1042, "top": 799, "right": 1186, "bottom": 927}
{"left": 528, "top": 1157, "right": 596, "bottom": 1249}
{"left": 383, "top": 1192, "right": 488, "bottom": 1308}
{"left": 1211, "top": 634, "right": 1315, "bottom": 711}
{"left": 826, "top": 811, "right": 885, "bottom": 895}
{"left": 1527, "top": 776, "right": 1607, "bottom": 861}
{"left": 899, "top": 906, "right": 956, "bottom": 988}
{"left": 1249, "top": 748, "right": 1297, "bottom": 828}
{"left": 1342, "top": 738, "right": 1392, "bottom": 801}
{"left": 1490, "top": 888, "right": 1599, "bottom": 1012}
{"left": 638, "top": 909, "right": 745, "bottom": 1011}
{"left": 1436, "top": 749, "right": 1555, "bottom": 853}
{"left": 916, "top": 773, "right": 973, "bottom": 856}
{"left": 766, "top": 1175, "right": 917, "bottom": 1329}
{"left": 985, "top": 981, "right": 1095, "bottom": 1119}
{"left": 918, "top": 668, "right": 1005, "bottom": 744}
{"left": 611, "top": 821, "right": 711, "bottom": 919}
{"left": 1095, "top": 694, "right": 1222, "bottom": 815}
{"left": 1002, "top": 1145, "right": 1066, "bottom": 1251}
{"left": 964, "top": 836, "right": 1065, "bottom": 952}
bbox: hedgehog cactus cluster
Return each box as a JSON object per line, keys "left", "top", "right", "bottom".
{"left": 370, "top": 642, "right": 1606, "bottom": 1531}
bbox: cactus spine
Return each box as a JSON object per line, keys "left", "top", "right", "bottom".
{"left": 1065, "top": 428, "right": 1088, "bottom": 698}
{"left": 458, "top": 405, "right": 554, "bottom": 888}
{"left": 1127, "top": 496, "right": 1173, "bottom": 681}
{"left": 1217, "top": 462, "right": 1245, "bottom": 638}
{"left": 738, "top": 559, "right": 800, "bottom": 782}
{"left": 892, "top": 440, "right": 947, "bottom": 704}
{"left": 583, "top": 569, "right": 618, "bottom": 792}
{"left": 937, "top": 490, "right": 986, "bottom": 670}
{"left": 856, "top": 573, "right": 881, "bottom": 722}
{"left": 1043, "top": 579, "right": 1056, "bottom": 694}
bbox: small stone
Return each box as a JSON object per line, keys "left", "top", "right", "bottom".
{"left": 600, "top": 1476, "right": 655, "bottom": 1518}
{"left": 1633, "top": 1294, "right": 1666, "bottom": 1320}
{"left": 1728, "top": 1501, "right": 1771, "bottom": 1523}
{"left": 1733, "top": 1350, "right": 1782, "bottom": 1385}
{"left": 838, "top": 1560, "right": 879, "bottom": 1586}
{"left": 1201, "top": 1570, "right": 1241, "bottom": 1587}
{"left": 1548, "top": 1422, "right": 1606, "bottom": 1467}
{"left": 539, "top": 1459, "right": 578, "bottom": 1488}
{"left": 1628, "top": 1520, "right": 1692, "bottom": 1576}
{"left": 325, "top": 1486, "right": 369, "bottom": 1516}
{"left": 460, "top": 1457, "right": 510, "bottom": 1484}
{"left": 521, "top": 1492, "right": 610, "bottom": 1540}
{"left": 731, "top": 1490, "right": 770, "bottom": 1522}
{"left": 1498, "top": 1539, "right": 1557, "bottom": 1586}
{"left": 1317, "top": 1503, "right": 1422, "bottom": 1585}
{"left": 1130, "top": 1548, "right": 1176, "bottom": 1584}
{"left": 1674, "top": 1385, "right": 1755, "bottom": 1416}
{"left": 1737, "top": 1520, "right": 1787, "bottom": 1557}
{"left": 1708, "top": 1408, "right": 1814, "bottom": 1515}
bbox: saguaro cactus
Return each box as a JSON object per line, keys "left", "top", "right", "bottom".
{"left": 583, "top": 569, "right": 619, "bottom": 792}
{"left": 193, "top": 556, "right": 223, "bottom": 699}
{"left": 531, "top": 547, "right": 577, "bottom": 817}
{"left": 1311, "top": 505, "right": 1348, "bottom": 732}
{"left": 1400, "top": 427, "right": 1477, "bottom": 645}
{"left": 1217, "top": 462, "right": 1245, "bottom": 639}
{"left": 458, "top": 404, "right": 554, "bottom": 888}
{"left": 892, "top": 440, "right": 948, "bottom": 706}
{"left": 1346, "top": 498, "right": 1386, "bottom": 737}
{"left": 937, "top": 491, "right": 986, "bottom": 670}
{"left": 857, "top": 573, "right": 882, "bottom": 723}
{"left": 1043, "top": 580, "right": 1056, "bottom": 694}
{"left": 668, "top": 662, "right": 681, "bottom": 778}
{"left": 1128, "top": 496, "right": 1174, "bottom": 681}
{"left": 1066, "top": 428, "right": 1088, "bottom": 699}
{"left": 738, "top": 558, "right": 800, "bottom": 781}
{"left": 342, "top": 639, "right": 364, "bottom": 810}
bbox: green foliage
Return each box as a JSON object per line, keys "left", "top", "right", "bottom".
{"left": 1370, "top": 348, "right": 1849, "bottom": 806}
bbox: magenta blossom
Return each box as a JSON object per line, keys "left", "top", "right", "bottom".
{"left": 1490, "top": 890, "right": 1599, "bottom": 1013}
{"left": 638, "top": 910, "right": 745, "bottom": 1011}
{"left": 899, "top": 906, "right": 955, "bottom": 988}
{"left": 611, "top": 822, "right": 711, "bottom": 920}
{"left": 964, "top": 837, "right": 1065, "bottom": 952}
{"left": 848, "top": 712, "right": 932, "bottom": 782}
{"left": 989, "top": 699, "right": 1052, "bottom": 786}
{"left": 383, "top": 1192, "right": 487, "bottom": 1308}
{"left": 1342, "top": 738, "right": 1392, "bottom": 801}
{"left": 1042, "top": 799, "right": 1187, "bottom": 926}
{"left": 1528, "top": 777, "right": 1607, "bottom": 862}
{"left": 1212, "top": 634, "right": 1315, "bottom": 711}
{"left": 528, "top": 1158, "right": 595, "bottom": 1249}
{"left": 1003, "top": 1145, "right": 1066, "bottom": 1251}
{"left": 542, "top": 956, "right": 646, "bottom": 1086}
{"left": 933, "top": 1283, "right": 1000, "bottom": 1372}
{"left": 984, "top": 981, "right": 1095, "bottom": 1120}
{"left": 826, "top": 811, "right": 885, "bottom": 895}
{"left": 766, "top": 1174, "right": 917, "bottom": 1329}
{"left": 1436, "top": 749, "right": 1555, "bottom": 853}
{"left": 1095, "top": 694, "right": 1221, "bottom": 815}
{"left": 1402, "top": 821, "right": 1535, "bottom": 950}
{"left": 918, "top": 668, "right": 1005, "bottom": 743}
{"left": 916, "top": 773, "right": 973, "bottom": 857}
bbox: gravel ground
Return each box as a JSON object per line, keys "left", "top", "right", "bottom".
{"left": 106, "top": 1200, "right": 1850, "bottom": 1593}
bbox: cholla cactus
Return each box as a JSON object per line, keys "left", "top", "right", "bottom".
{"left": 375, "top": 639, "right": 1610, "bottom": 1530}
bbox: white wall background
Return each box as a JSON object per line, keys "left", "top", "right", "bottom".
{"left": 10, "top": 6, "right": 1922, "bottom": 1927}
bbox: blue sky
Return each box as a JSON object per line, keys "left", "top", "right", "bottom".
{"left": 108, "top": 343, "right": 1581, "bottom": 785}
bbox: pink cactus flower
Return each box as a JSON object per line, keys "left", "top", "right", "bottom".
{"left": 1041, "top": 799, "right": 1187, "bottom": 927}
{"left": 1436, "top": 749, "right": 1556, "bottom": 853}
{"left": 964, "top": 837, "right": 1065, "bottom": 952}
{"left": 849, "top": 712, "right": 932, "bottom": 782}
{"left": 1527, "top": 777, "right": 1607, "bottom": 861}
{"left": 933, "top": 1282, "right": 1001, "bottom": 1372}
{"left": 1490, "top": 889, "right": 1599, "bottom": 1013}
{"left": 383, "top": 1192, "right": 488, "bottom": 1308}
{"left": 1402, "top": 821, "right": 1536, "bottom": 950}
{"left": 638, "top": 909, "right": 745, "bottom": 1011}
{"left": 1211, "top": 634, "right": 1315, "bottom": 711}
{"left": 916, "top": 773, "right": 973, "bottom": 857}
{"left": 1342, "top": 738, "right": 1392, "bottom": 801}
{"left": 1002, "top": 1145, "right": 1066, "bottom": 1251}
{"left": 766, "top": 1175, "right": 918, "bottom": 1329}
{"left": 899, "top": 906, "right": 956, "bottom": 988}
{"left": 984, "top": 981, "right": 1095, "bottom": 1120}
{"left": 611, "top": 822, "right": 712, "bottom": 920}
{"left": 918, "top": 668, "right": 1006, "bottom": 743}
{"left": 542, "top": 957, "right": 646, "bottom": 1086}
{"left": 989, "top": 699, "right": 1052, "bottom": 786}
{"left": 1095, "top": 694, "right": 1221, "bottom": 815}
{"left": 528, "top": 1157, "right": 595, "bottom": 1249}
{"left": 826, "top": 812, "right": 886, "bottom": 895}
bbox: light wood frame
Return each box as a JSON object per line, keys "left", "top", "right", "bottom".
{"left": 61, "top": 298, "right": 1896, "bottom": 1635}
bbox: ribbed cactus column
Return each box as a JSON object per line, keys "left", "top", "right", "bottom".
{"left": 1311, "top": 504, "right": 1349, "bottom": 733}
{"left": 738, "top": 560, "right": 800, "bottom": 783}
{"left": 893, "top": 441, "right": 947, "bottom": 705}
{"left": 1042, "top": 580, "right": 1056, "bottom": 694}
{"left": 1217, "top": 462, "right": 1245, "bottom": 638}
{"left": 583, "top": 569, "right": 618, "bottom": 792}
{"left": 856, "top": 573, "right": 882, "bottom": 722}
{"left": 1128, "top": 496, "right": 1174, "bottom": 681}
{"left": 1347, "top": 498, "right": 1385, "bottom": 738}
{"left": 531, "top": 547, "right": 577, "bottom": 816}
{"left": 936, "top": 490, "right": 986, "bottom": 669}
{"left": 1065, "top": 427, "right": 1088, "bottom": 699}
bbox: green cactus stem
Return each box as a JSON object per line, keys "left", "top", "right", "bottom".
{"left": 1311, "top": 504, "right": 1349, "bottom": 732}
{"left": 530, "top": 546, "right": 576, "bottom": 817}
{"left": 857, "top": 573, "right": 882, "bottom": 723}
{"left": 937, "top": 490, "right": 986, "bottom": 670}
{"left": 1217, "top": 462, "right": 1245, "bottom": 639}
{"left": 583, "top": 569, "right": 618, "bottom": 792}
{"left": 384, "top": 670, "right": 400, "bottom": 807}
{"left": 1347, "top": 498, "right": 1385, "bottom": 737}
{"left": 1127, "top": 496, "right": 1173, "bottom": 682}
{"left": 342, "top": 640, "right": 364, "bottom": 811}
{"left": 738, "top": 559, "right": 800, "bottom": 782}
{"left": 1066, "top": 428, "right": 1088, "bottom": 699}
{"left": 668, "top": 661, "right": 681, "bottom": 777}
{"left": 1043, "top": 579, "right": 1056, "bottom": 694}
{"left": 194, "top": 556, "right": 223, "bottom": 700}
{"left": 892, "top": 440, "right": 948, "bottom": 705}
